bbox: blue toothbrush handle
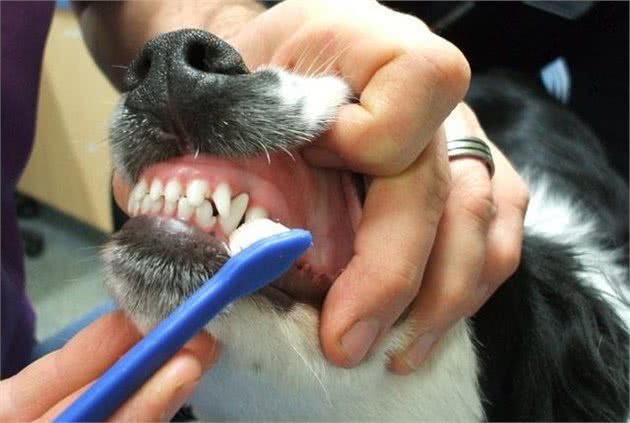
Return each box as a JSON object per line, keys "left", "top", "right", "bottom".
{"left": 54, "top": 229, "right": 311, "bottom": 422}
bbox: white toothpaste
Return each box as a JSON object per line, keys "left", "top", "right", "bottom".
{"left": 227, "top": 218, "right": 290, "bottom": 257}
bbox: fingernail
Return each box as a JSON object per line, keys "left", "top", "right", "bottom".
{"left": 162, "top": 381, "right": 198, "bottom": 421}
{"left": 302, "top": 147, "right": 346, "bottom": 168}
{"left": 404, "top": 332, "right": 439, "bottom": 370}
{"left": 340, "top": 319, "right": 380, "bottom": 366}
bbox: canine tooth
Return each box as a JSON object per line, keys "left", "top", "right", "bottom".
{"left": 177, "top": 197, "right": 194, "bottom": 220}
{"left": 219, "top": 193, "right": 249, "bottom": 235}
{"left": 245, "top": 206, "right": 269, "bottom": 222}
{"left": 163, "top": 200, "right": 177, "bottom": 216}
{"left": 212, "top": 182, "right": 231, "bottom": 217}
{"left": 149, "top": 179, "right": 163, "bottom": 201}
{"left": 196, "top": 200, "right": 216, "bottom": 229}
{"left": 164, "top": 180, "right": 183, "bottom": 203}
{"left": 150, "top": 197, "right": 164, "bottom": 214}
{"left": 140, "top": 196, "right": 153, "bottom": 214}
{"left": 186, "top": 179, "right": 209, "bottom": 207}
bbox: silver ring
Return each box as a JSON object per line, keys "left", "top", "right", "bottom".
{"left": 447, "top": 136, "right": 495, "bottom": 178}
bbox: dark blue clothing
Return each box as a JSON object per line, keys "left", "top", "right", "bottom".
{"left": 1, "top": 1, "right": 54, "bottom": 378}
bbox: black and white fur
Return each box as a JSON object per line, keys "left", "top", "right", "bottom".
{"left": 104, "top": 30, "right": 629, "bottom": 421}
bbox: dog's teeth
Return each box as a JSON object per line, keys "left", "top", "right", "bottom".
{"left": 212, "top": 182, "right": 231, "bottom": 217}
{"left": 187, "top": 179, "right": 209, "bottom": 207}
{"left": 137, "top": 178, "right": 149, "bottom": 194}
{"left": 127, "top": 197, "right": 140, "bottom": 216}
{"left": 149, "top": 179, "right": 163, "bottom": 201}
{"left": 163, "top": 200, "right": 177, "bottom": 216}
{"left": 150, "top": 197, "right": 164, "bottom": 214}
{"left": 130, "top": 178, "right": 148, "bottom": 202}
{"left": 219, "top": 193, "right": 249, "bottom": 235}
{"left": 177, "top": 197, "right": 194, "bottom": 220}
{"left": 140, "top": 195, "right": 153, "bottom": 214}
{"left": 245, "top": 206, "right": 268, "bottom": 222}
{"left": 164, "top": 180, "right": 183, "bottom": 203}
{"left": 196, "top": 200, "right": 216, "bottom": 230}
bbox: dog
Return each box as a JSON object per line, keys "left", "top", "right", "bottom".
{"left": 103, "top": 30, "right": 629, "bottom": 421}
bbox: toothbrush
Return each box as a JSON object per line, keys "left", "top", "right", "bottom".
{"left": 54, "top": 228, "right": 312, "bottom": 422}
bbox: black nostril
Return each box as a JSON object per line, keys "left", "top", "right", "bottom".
{"left": 124, "top": 48, "right": 154, "bottom": 92}
{"left": 179, "top": 31, "right": 249, "bottom": 76}
{"left": 184, "top": 41, "right": 212, "bottom": 73}
{"left": 135, "top": 54, "right": 152, "bottom": 82}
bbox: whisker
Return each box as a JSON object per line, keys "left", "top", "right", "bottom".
{"left": 278, "top": 145, "right": 296, "bottom": 162}
{"left": 305, "top": 36, "right": 336, "bottom": 78}
{"left": 317, "top": 42, "right": 352, "bottom": 77}
{"left": 294, "top": 41, "right": 315, "bottom": 73}
{"left": 274, "top": 313, "right": 333, "bottom": 408}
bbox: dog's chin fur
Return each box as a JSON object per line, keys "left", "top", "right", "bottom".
{"left": 104, "top": 30, "right": 629, "bottom": 421}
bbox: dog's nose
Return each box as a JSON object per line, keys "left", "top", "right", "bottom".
{"left": 123, "top": 29, "right": 248, "bottom": 96}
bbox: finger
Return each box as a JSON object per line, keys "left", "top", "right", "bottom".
{"left": 39, "top": 332, "right": 219, "bottom": 422}
{"left": 0, "top": 311, "right": 141, "bottom": 421}
{"left": 309, "top": 33, "right": 468, "bottom": 176}
{"left": 107, "top": 332, "right": 220, "bottom": 422}
{"left": 35, "top": 385, "right": 92, "bottom": 423}
{"left": 319, "top": 135, "right": 451, "bottom": 367}
{"left": 478, "top": 143, "right": 529, "bottom": 290}
{"left": 445, "top": 102, "right": 529, "bottom": 298}
{"left": 388, "top": 103, "right": 495, "bottom": 374}
{"left": 302, "top": 25, "right": 469, "bottom": 175}
{"left": 388, "top": 155, "right": 495, "bottom": 375}
{"left": 232, "top": 0, "right": 469, "bottom": 175}
{"left": 387, "top": 103, "right": 522, "bottom": 374}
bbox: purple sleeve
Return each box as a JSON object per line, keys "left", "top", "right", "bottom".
{"left": 1, "top": 1, "right": 54, "bottom": 378}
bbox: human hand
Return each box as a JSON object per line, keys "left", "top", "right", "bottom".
{"left": 387, "top": 103, "right": 529, "bottom": 373}
{"left": 0, "top": 311, "right": 220, "bottom": 422}
{"left": 229, "top": 0, "right": 528, "bottom": 372}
